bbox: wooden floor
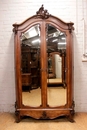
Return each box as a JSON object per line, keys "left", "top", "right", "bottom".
{"left": 47, "top": 78, "right": 62, "bottom": 83}
{"left": 22, "top": 87, "right": 66, "bottom": 106}
{"left": 0, "top": 112, "right": 87, "bottom": 130}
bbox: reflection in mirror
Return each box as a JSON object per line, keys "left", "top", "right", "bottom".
{"left": 46, "top": 24, "right": 67, "bottom": 107}
{"left": 21, "top": 24, "right": 41, "bottom": 107}
{"left": 48, "top": 53, "right": 62, "bottom": 83}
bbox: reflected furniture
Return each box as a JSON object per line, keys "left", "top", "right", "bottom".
{"left": 13, "top": 5, "right": 75, "bottom": 122}
{"left": 21, "top": 44, "right": 40, "bottom": 91}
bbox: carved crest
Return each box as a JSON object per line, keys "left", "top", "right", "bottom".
{"left": 36, "top": 5, "right": 50, "bottom": 19}
{"left": 40, "top": 111, "right": 49, "bottom": 119}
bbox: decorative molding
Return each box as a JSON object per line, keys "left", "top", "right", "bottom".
{"left": 13, "top": 26, "right": 18, "bottom": 34}
{"left": 82, "top": 19, "right": 87, "bottom": 61}
{"left": 36, "top": 5, "right": 50, "bottom": 19}
{"left": 68, "top": 23, "right": 74, "bottom": 33}
{"left": 75, "top": 0, "right": 87, "bottom": 61}
{"left": 40, "top": 111, "right": 49, "bottom": 119}
{"left": 82, "top": 0, "right": 87, "bottom": 61}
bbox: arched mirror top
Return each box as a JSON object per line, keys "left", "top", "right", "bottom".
{"left": 13, "top": 5, "right": 74, "bottom": 33}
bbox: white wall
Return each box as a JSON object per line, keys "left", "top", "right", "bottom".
{"left": 0, "top": 0, "right": 87, "bottom": 112}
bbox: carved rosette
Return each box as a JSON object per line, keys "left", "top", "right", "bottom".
{"left": 36, "top": 5, "right": 50, "bottom": 19}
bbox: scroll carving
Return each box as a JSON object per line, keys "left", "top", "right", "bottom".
{"left": 68, "top": 23, "right": 74, "bottom": 33}
{"left": 13, "top": 25, "right": 18, "bottom": 34}
{"left": 40, "top": 111, "right": 49, "bottom": 119}
{"left": 36, "top": 5, "right": 50, "bottom": 19}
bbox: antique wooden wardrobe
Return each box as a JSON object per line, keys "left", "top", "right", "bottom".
{"left": 13, "top": 5, "right": 75, "bottom": 122}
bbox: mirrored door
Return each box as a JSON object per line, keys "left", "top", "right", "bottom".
{"left": 21, "top": 24, "right": 41, "bottom": 107}
{"left": 46, "top": 24, "right": 67, "bottom": 107}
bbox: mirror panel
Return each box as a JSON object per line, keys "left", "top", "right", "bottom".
{"left": 47, "top": 53, "right": 62, "bottom": 83}
{"left": 21, "top": 24, "right": 41, "bottom": 107}
{"left": 46, "top": 24, "right": 67, "bottom": 106}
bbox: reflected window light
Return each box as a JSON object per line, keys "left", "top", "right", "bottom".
{"left": 61, "top": 37, "right": 65, "bottom": 40}
{"left": 29, "top": 27, "right": 37, "bottom": 37}
{"left": 32, "top": 39, "right": 40, "bottom": 43}
{"left": 60, "top": 32, "right": 64, "bottom": 35}
{"left": 52, "top": 39, "right": 58, "bottom": 42}
{"left": 22, "top": 27, "right": 38, "bottom": 40}
{"left": 58, "top": 42, "right": 66, "bottom": 45}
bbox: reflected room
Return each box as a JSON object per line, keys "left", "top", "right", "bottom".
{"left": 21, "top": 24, "right": 67, "bottom": 107}
{"left": 46, "top": 24, "right": 67, "bottom": 106}
{"left": 21, "top": 24, "right": 41, "bottom": 107}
